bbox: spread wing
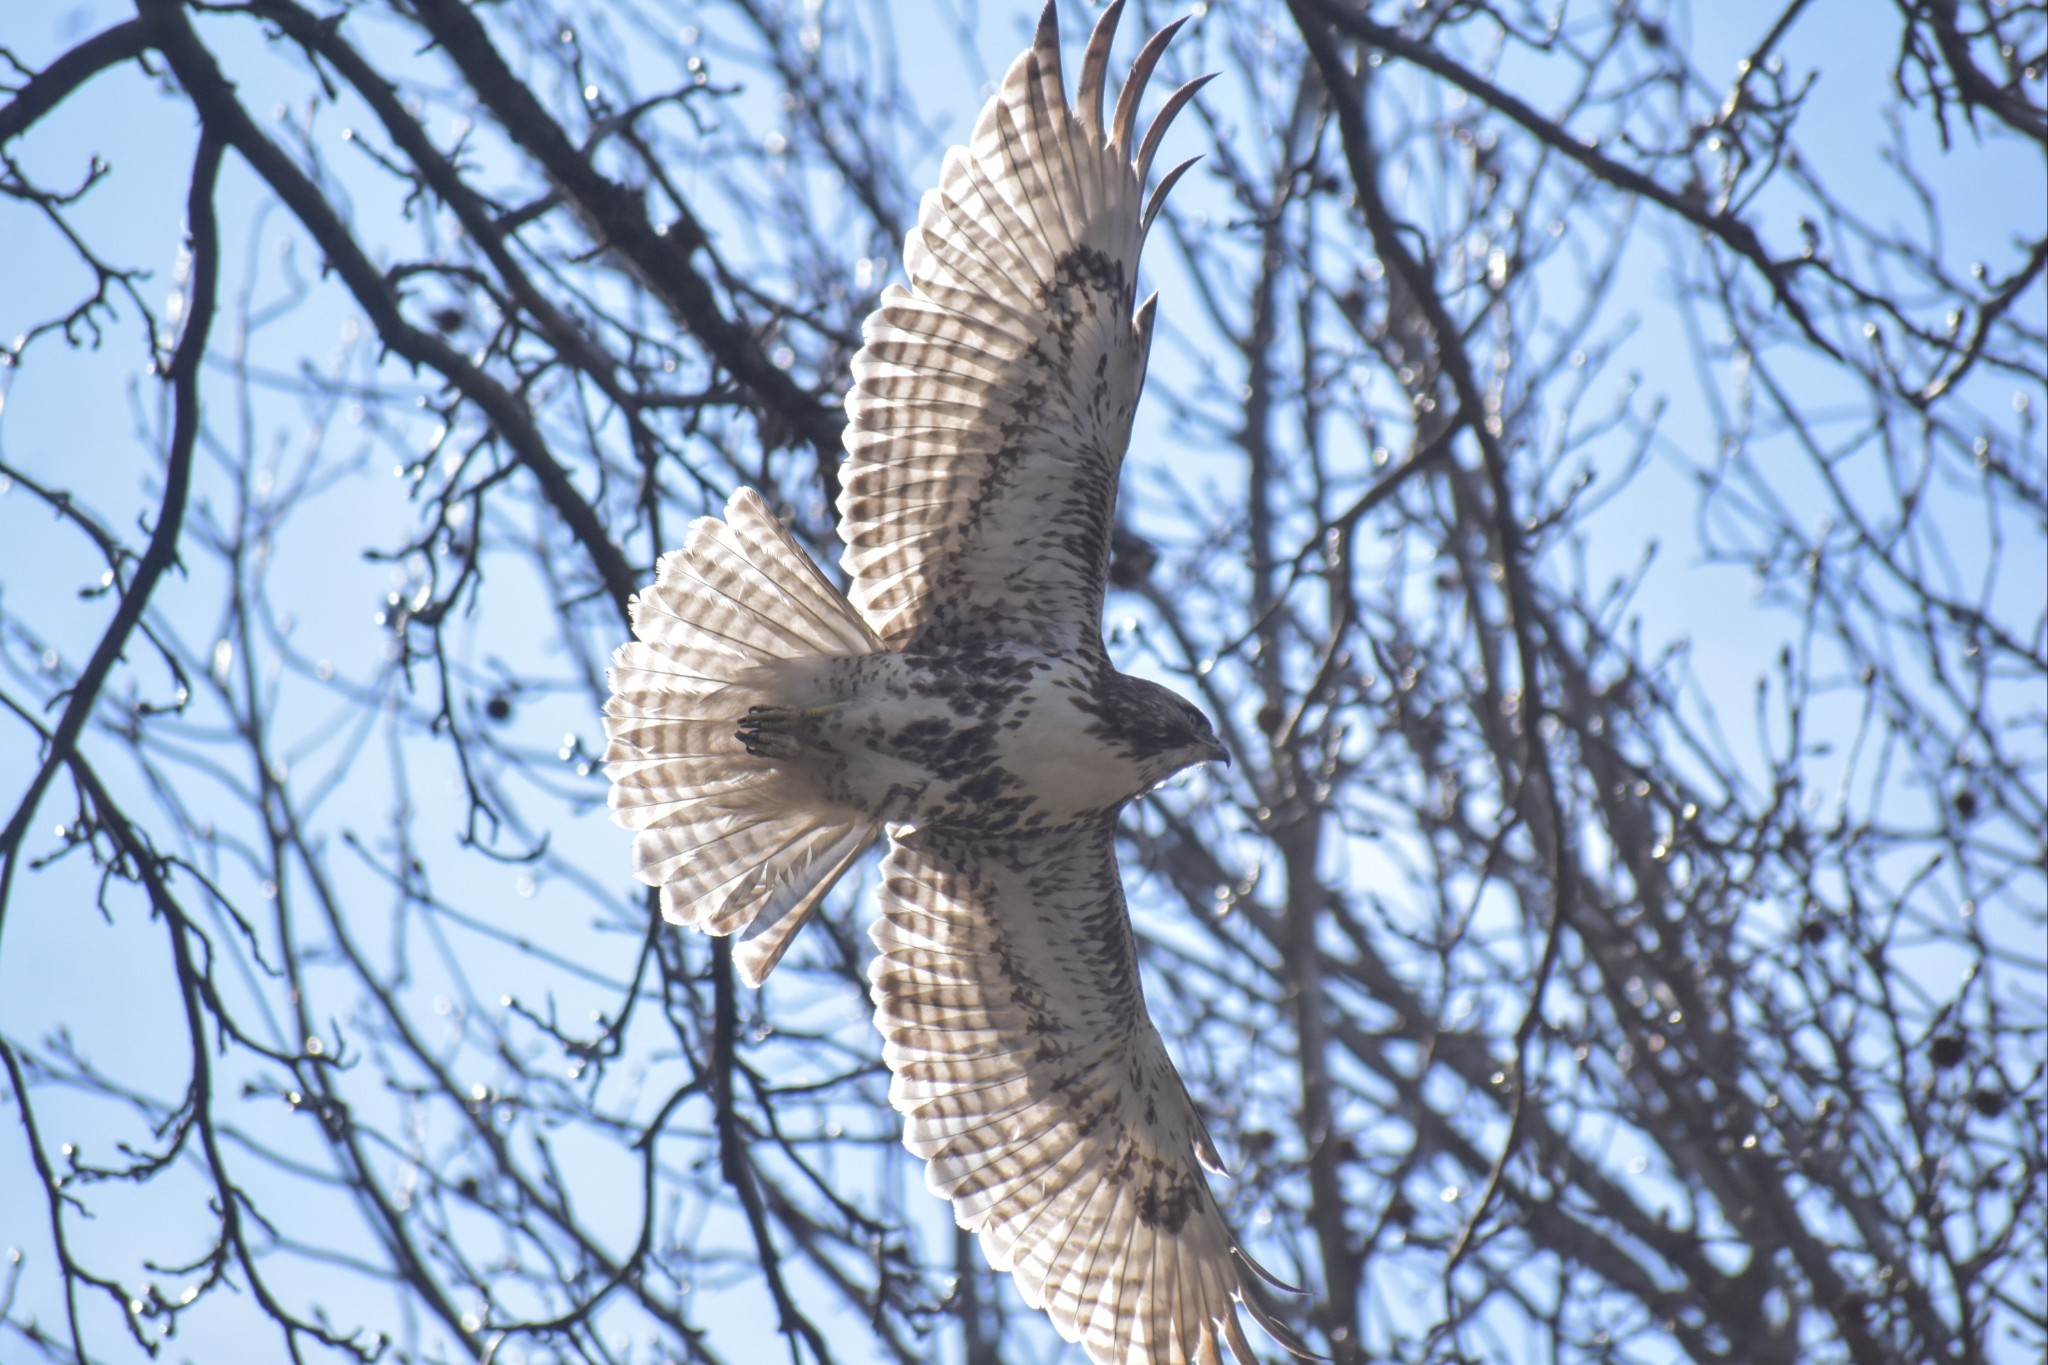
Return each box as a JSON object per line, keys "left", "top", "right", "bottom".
{"left": 839, "top": 0, "right": 1208, "bottom": 655}
{"left": 869, "top": 819, "right": 1306, "bottom": 1364}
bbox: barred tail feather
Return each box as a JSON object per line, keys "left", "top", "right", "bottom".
{"left": 604, "top": 489, "right": 883, "bottom": 986}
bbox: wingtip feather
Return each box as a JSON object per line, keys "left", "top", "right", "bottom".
{"left": 1136, "top": 72, "right": 1215, "bottom": 183}
{"left": 1143, "top": 153, "right": 1203, "bottom": 236}
{"left": 1077, "top": 0, "right": 1125, "bottom": 138}
{"left": 1111, "top": 14, "right": 1190, "bottom": 156}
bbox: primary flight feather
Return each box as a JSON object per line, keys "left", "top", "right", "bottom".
{"left": 604, "top": 4, "right": 1309, "bottom": 1360}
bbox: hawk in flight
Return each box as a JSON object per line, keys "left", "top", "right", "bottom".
{"left": 605, "top": 4, "right": 1307, "bottom": 1360}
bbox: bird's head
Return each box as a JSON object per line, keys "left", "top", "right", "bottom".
{"left": 1114, "top": 674, "right": 1230, "bottom": 785}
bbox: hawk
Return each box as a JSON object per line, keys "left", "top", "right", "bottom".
{"left": 604, "top": 4, "right": 1308, "bottom": 1360}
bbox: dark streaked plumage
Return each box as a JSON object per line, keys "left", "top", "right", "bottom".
{"left": 604, "top": 5, "right": 1309, "bottom": 1361}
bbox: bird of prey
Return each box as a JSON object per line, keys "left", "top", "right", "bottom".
{"left": 604, "top": 4, "right": 1307, "bottom": 1360}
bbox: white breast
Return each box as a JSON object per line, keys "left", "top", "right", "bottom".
{"left": 814, "top": 652, "right": 1147, "bottom": 824}
{"left": 995, "top": 668, "right": 1145, "bottom": 815}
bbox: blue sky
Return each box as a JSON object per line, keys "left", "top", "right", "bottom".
{"left": 2, "top": 1, "right": 2042, "bottom": 1361}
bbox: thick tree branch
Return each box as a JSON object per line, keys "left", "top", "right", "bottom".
{"left": 0, "top": 19, "right": 150, "bottom": 146}
{"left": 403, "top": 0, "right": 848, "bottom": 496}
{"left": 1301, "top": 0, "right": 1848, "bottom": 361}
{"left": 0, "top": 120, "right": 217, "bottom": 947}
{"left": 135, "top": 0, "right": 641, "bottom": 615}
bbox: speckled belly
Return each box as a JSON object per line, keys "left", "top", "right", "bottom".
{"left": 804, "top": 649, "right": 1146, "bottom": 833}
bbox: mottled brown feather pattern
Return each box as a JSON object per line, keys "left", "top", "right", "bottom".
{"left": 842, "top": 6, "right": 1305, "bottom": 1360}
{"left": 605, "top": 4, "right": 1311, "bottom": 1360}
{"left": 871, "top": 820, "right": 1299, "bottom": 1364}
{"left": 604, "top": 490, "right": 883, "bottom": 987}
{"left": 840, "top": 0, "right": 1171, "bottom": 656}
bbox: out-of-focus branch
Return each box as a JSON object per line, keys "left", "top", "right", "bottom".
{"left": 0, "top": 19, "right": 149, "bottom": 146}
{"left": 246, "top": 0, "right": 673, "bottom": 477}
{"left": 1906, "top": 0, "right": 2048, "bottom": 144}
{"left": 1290, "top": 0, "right": 1583, "bottom": 1289}
{"left": 136, "top": 0, "right": 641, "bottom": 615}
{"left": 404, "top": 0, "right": 849, "bottom": 496}
{"left": 1300, "top": 0, "right": 1848, "bottom": 361}
{"left": 0, "top": 118, "right": 215, "bottom": 947}
{"left": 1, "top": 2, "right": 2036, "bottom": 1361}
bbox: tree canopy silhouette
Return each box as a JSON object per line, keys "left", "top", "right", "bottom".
{"left": 1, "top": 1, "right": 2041, "bottom": 1362}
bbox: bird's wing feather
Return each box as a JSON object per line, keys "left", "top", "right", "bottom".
{"left": 868, "top": 818, "right": 1305, "bottom": 1364}
{"left": 839, "top": 1, "right": 1207, "bottom": 654}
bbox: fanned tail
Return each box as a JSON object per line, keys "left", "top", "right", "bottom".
{"left": 604, "top": 489, "right": 883, "bottom": 986}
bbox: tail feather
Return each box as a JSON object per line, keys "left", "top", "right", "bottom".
{"left": 604, "top": 490, "right": 883, "bottom": 983}
{"left": 731, "top": 821, "right": 875, "bottom": 985}
{"left": 627, "top": 492, "right": 879, "bottom": 671}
